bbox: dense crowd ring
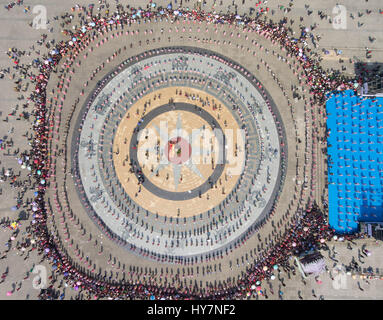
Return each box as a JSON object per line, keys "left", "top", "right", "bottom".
{"left": 26, "top": 3, "right": 357, "bottom": 299}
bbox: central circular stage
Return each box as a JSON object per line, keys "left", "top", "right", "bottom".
{"left": 73, "top": 47, "right": 286, "bottom": 258}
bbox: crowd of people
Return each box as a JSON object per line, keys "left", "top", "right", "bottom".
{"left": 34, "top": 206, "right": 336, "bottom": 300}
{"left": 0, "top": 0, "right": 372, "bottom": 300}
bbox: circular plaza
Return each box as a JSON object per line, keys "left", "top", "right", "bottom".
{"left": 73, "top": 47, "right": 285, "bottom": 258}
{"left": 32, "top": 4, "right": 329, "bottom": 298}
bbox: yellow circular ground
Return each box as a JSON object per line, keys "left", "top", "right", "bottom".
{"left": 138, "top": 110, "right": 215, "bottom": 193}
{"left": 113, "top": 86, "right": 246, "bottom": 218}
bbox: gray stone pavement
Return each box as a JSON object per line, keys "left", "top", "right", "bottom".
{"left": 0, "top": 0, "right": 382, "bottom": 300}
{"left": 251, "top": 238, "right": 383, "bottom": 300}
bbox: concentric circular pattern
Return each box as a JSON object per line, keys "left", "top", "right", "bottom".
{"left": 73, "top": 48, "right": 285, "bottom": 258}
{"left": 43, "top": 14, "right": 321, "bottom": 294}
